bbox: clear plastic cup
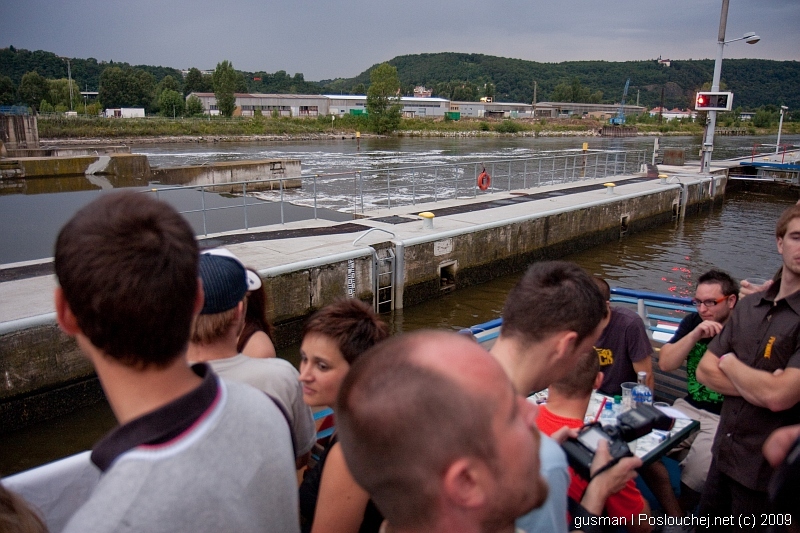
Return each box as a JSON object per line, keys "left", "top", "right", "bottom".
{"left": 621, "top": 382, "right": 636, "bottom": 410}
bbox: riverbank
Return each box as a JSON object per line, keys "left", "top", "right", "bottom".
{"left": 35, "top": 115, "right": 796, "bottom": 146}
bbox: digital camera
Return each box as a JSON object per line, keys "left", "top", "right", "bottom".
{"left": 562, "top": 403, "right": 675, "bottom": 479}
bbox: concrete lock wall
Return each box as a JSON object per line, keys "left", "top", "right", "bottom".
{"left": 0, "top": 323, "right": 98, "bottom": 431}
{"left": 396, "top": 177, "right": 723, "bottom": 308}
{"left": 265, "top": 254, "right": 374, "bottom": 348}
{"left": 0, "top": 177, "right": 723, "bottom": 429}
{"left": 0, "top": 115, "right": 39, "bottom": 149}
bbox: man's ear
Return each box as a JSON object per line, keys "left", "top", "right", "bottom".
{"left": 594, "top": 371, "right": 604, "bottom": 390}
{"left": 441, "top": 457, "right": 488, "bottom": 510}
{"left": 193, "top": 278, "right": 204, "bottom": 317}
{"left": 54, "top": 287, "right": 80, "bottom": 336}
{"left": 553, "top": 330, "right": 579, "bottom": 363}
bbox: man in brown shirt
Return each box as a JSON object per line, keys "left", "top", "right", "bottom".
{"left": 696, "top": 204, "right": 800, "bottom": 531}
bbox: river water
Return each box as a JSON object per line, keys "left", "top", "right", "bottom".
{"left": 0, "top": 134, "right": 797, "bottom": 475}
{"left": 1, "top": 134, "right": 795, "bottom": 264}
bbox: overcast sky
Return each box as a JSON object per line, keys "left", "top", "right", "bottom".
{"left": 1, "top": 0, "right": 797, "bottom": 82}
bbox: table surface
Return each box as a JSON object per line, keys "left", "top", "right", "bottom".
{"left": 529, "top": 390, "right": 700, "bottom": 467}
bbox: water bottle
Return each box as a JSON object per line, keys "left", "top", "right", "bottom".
{"left": 598, "top": 401, "right": 617, "bottom": 427}
{"left": 632, "top": 371, "right": 653, "bottom": 406}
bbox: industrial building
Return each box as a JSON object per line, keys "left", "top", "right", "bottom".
{"left": 187, "top": 93, "right": 646, "bottom": 121}
{"left": 533, "top": 102, "right": 645, "bottom": 119}
{"left": 188, "top": 93, "right": 330, "bottom": 117}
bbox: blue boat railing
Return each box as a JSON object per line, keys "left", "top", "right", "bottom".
{"left": 609, "top": 288, "right": 695, "bottom": 339}
{"left": 460, "top": 288, "right": 694, "bottom": 344}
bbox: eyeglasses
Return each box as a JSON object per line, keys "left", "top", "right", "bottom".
{"left": 691, "top": 296, "right": 728, "bottom": 308}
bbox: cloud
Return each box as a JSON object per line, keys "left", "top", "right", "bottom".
{"left": 1, "top": 0, "right": 796, "bottom": 81}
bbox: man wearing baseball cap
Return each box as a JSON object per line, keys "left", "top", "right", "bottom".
{"left": 188, "top": 248, "right": 316, "bottom": 467}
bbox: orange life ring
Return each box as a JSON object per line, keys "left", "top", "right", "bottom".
{"left": 477, "top": 170, "right": 491, "bottom": 191}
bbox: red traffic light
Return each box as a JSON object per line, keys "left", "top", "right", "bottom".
{"left": 695, "top": 91, "right": 733, "bottom": 111}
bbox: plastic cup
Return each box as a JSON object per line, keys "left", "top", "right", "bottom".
{"left": 621, "top": 382, "right": 636, "bottom": 410}
{"left": 653, "top": 402, "right": 670, "bottom": 409}
{"left": 743, "top": 277, "right": 768, "bottom": 287}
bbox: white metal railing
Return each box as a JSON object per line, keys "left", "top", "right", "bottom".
{"left": 145, "top": 149, "right": 646, "bottom": 236}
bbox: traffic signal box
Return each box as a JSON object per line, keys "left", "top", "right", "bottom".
{"left": 695, "top": 92, "right": 733, "bottom": 111}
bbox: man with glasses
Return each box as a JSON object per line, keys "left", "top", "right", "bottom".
{"left": 654, "top": 270, "right": 738, "bottom": 516}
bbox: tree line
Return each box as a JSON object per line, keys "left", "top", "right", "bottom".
{"left": 1, "top": 46, "right": 796, "bottom": 123}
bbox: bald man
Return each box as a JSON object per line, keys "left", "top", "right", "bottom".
{"left": 336, "top": 331, "right": 547, "bottom": 533}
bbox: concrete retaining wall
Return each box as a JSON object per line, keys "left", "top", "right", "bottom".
{"left": 0, "top": 115, "right": 39, "bottom": 149}
{"left": 265, "top": 253, "right": 374, "bottom": 347}
{"left": 151, "top": 159, "right": 302, "bottom": 191}
{"left": 3, "top": 153, "right": 151, "bottom": 179}
{"left": 398, "top": 188, "right": 681, "bottom": 308}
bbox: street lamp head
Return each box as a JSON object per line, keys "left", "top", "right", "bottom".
{"left": 745, "top": 34, "right": 761, "bottom": 45}
{"left": 781, "top": 106, "right": 788, "bottom": 111}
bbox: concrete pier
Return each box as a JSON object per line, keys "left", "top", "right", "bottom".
{"left": 0, "top": 165, "right": 726, "bottom": 430}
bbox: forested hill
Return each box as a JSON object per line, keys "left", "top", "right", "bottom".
{"left": 2, "top": 46, "right": 798, "bottom": 111}
{"left": 326, "top": 52, "right": 800, "bottom": 110}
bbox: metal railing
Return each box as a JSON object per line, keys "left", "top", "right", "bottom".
{"left": 144, "top": 149, "right": 646, "bottom": 236}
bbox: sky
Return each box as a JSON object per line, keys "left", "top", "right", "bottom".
{"left": 1, "top": 0, "right": 797, "bottom": 82}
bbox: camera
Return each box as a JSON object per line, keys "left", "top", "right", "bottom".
{"left": 562, "top": 403, "right": 675, "bottom": 479}
{"left": 769, "top": 434, "right": 800, "bottom": 515}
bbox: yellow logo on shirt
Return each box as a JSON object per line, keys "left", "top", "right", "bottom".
{"left": 764, "top": 336, "right": 776, "bottom": 359}
{"left": 595, "top": 347, "right": 614, "bottom": 366}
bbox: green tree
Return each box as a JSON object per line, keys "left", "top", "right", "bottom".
{"left": 185, "top": 95, "right": 205, "bottom": 117}
{"left": 213, "top": 60, "right": 237, "bottom": 117}
{"left": 157, "top": 75, "right": 181, "bottom": 95}
{"left": 39, "top": 100, "right": 54, "bottom": 113}
{"left": 183, "top": 67, "right": 212, "bottom": 96}
{"left": 158, "top": 89, "right": 185, "bottom": 117}
{"left": 366, "top": 63, "right": 402, "bottom": 134}
{"left": 48, "top": 78, "right": 80, "bottom": 109}
{"left": 99, "top": 67, "right": 155, "bottom": 110}
{"left": 0, "top": 75, "right": 15, "bottom": 105}
{"left": 18, "top": 71, "right": 50, "bottom": 109}
{"left": 352, "top": 83, "right": 366, "bottom": 95}
{"left": 235, "top": 72, "right": 248, "bottom": 93}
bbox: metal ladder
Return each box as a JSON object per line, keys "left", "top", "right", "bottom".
{"left": 373, "top": 247, "right": 395, "bottom": 313}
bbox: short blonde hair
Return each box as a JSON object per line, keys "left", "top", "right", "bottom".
{"left": 191, "top": 301, "right": 244, "bottom": 345}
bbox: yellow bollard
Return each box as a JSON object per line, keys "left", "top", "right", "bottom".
{"left": 419, "top": 211, "right": 434, "bottom": 230}
{"left": 604, "top": 182, "right": 616, "bottom": 195}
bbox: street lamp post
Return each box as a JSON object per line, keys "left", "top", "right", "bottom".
{"left": 66, "top": 58, "right": 73, "bottom": 111}
{"left": 699, "top": 0, "right": 760, "bottom": 174}
{"left": 776, "top": 106, "right": 788, "bottom": 154}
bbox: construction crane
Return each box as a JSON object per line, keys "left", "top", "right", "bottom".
{"left": 609, "top": 79, "right": 630, "bottom": 125}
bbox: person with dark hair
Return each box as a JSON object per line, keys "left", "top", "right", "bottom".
{"left": 536, "top": 350, "right": 652, "bottom": 533}
{"left": 592, "top": 276, "right": 655, "bottom": 396}
{"left": 297, "top": 298, "right": 390, "bottom": 533}
{"left": 651, "top": 269, "right": 738, "bottom": 516}
{"left": 336, "top": 330, "right": 549, "bottom": 533}
{"left": 696, "top": 204, "right": 800, "bottom": 531}
{"left": 55, "top": 192, "right": 299, "bottom": 533}
{"left": 490, "top": 261, "right": 639, "bottom": 533}
{"left": 238, "top": 267, "right": 277, "bottom": 359}
{"left": 187, "top": 249, "right": 316, "bottom": 468}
